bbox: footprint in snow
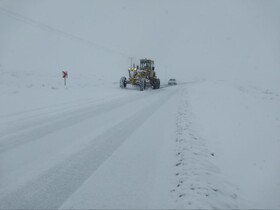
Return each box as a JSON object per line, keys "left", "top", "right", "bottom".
{"left": 175, "top": 162, "right": 181, "bottom": 167}
{"left": 179, "top": 193, "right": 186, "bottom": 198}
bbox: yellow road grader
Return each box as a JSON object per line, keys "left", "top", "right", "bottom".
{"left": 120, "top": 59, "right": 160, "bottom": 91}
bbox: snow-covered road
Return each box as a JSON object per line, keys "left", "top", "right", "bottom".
{"left": 0, "top": 85, "right": 179, "bottom": 208}
{"left": 1, "top": 81, "right": 279, "bottom": 209}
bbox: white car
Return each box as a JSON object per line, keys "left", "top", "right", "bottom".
{"left": 168, "top": 79, "right": 177, "bottom": 85}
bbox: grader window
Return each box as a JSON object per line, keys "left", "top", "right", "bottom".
{"left": 140, "top": 61, "right": 152, "bottom": 70}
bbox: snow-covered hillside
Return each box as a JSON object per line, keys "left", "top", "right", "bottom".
{"left": 1, "top": 0, "right": 280, "bottom": 209}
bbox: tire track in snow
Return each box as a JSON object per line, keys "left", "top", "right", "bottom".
{"left": 0, "top": 89, "right": 176, "bottom": 209}
{"left": 0, "top": 91, "right": 156, "bottom": 153}
{"left": 170, "top": 88, "right": 241, "bottom": 209}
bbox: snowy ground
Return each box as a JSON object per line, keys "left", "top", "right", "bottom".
{"left": 0, "top": 71, "right": 279, "bottom": 209}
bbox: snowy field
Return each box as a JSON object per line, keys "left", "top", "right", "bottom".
{"left": 1, "top": 0, "right": 280, "bottom": 209}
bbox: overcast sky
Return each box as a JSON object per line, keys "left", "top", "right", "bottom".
{"left": 0, "top": 0, "right": 279, "bottom": 88}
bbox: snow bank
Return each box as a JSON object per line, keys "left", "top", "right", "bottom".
{"left": 187, "top": 80, "right": 280, "bottom": 208}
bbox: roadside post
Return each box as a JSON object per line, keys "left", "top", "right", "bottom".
{"left": 62, "top": 71, "right": 68, "bottom": 86}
